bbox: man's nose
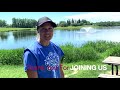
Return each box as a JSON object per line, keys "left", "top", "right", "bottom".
{"left": 45, "top": 29, "right": 51, "bottom": 33}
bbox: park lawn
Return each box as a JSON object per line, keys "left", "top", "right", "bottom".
{"left": 63, "top": 60, "right": 107, "bottom": 78}
{"left": 0, "top": 60, "right": 114, "bottom": 78}
{"left": 0, "top": 65, "right": 27, "bottom": 78}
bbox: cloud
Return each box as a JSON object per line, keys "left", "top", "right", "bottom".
{"left": 64, "top": 12, "right": 120, "bottom": 23}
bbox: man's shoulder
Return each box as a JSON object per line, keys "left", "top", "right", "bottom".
{"left": 50, "top": 42, "right": 61, "bottom": 50}
{"left": 50, "top": 42, "right": 59, "bottom": 47}
{"left": 24, "top": 41, "right": 41, "bottom": 53}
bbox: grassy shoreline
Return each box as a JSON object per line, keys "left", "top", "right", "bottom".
{"left": 1, "top": 41, "right": 120, "bottom": 65}
{"left": 55, "top": 25, "right": 101, "bottom": 30}
{"left": 0, "top": 25, "right": 101, "bottom": 32}
{"left": 0, "top": 28, "right": 36, "bottom": 32}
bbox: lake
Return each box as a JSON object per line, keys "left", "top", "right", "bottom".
{"left": 1, "top": 26, "right": 120, "bottom": 49}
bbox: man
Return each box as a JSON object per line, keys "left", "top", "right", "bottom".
{"left": 23, "top": 16, "right": 64, "bottom": 78}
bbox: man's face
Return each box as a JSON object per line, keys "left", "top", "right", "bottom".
{"left": 38, "top": 22, "right": 54, "bottom": 42}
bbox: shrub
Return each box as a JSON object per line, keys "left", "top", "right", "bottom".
{"left": 0, "top": 48, "right": 24, "bottom": 65}
{"left": 82, "top": 40, "right": 117, "bottom": 53}
{"left": 61, "top": 44, "right": 100, "bottom": 63}
{"left": 110, "top": 46, "right": 120, "bottom": 56}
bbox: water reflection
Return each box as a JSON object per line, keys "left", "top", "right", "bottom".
{"left": 0, "top": 32, "right": 9, "bottom": 41}
{"left": 13, "top": 30, "right": 36, "bottom": 41}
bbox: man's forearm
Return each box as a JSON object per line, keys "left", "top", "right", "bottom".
{"left": 61, "top": 70, "right": 64, "bottom": 78}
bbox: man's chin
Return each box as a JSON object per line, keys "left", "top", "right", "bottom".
{"left": 44, "top": 39, "right": 51, "bottom": 42}
{"left": 45, "top": 38, "right": 52, "bottom": 41}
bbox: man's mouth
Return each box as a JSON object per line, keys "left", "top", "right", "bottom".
{"left": 45, "top": 35, "right": 50, "bottom": 38}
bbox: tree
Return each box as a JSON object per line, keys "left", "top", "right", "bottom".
{"left": 0, "top": 20, "right": 7, "bottom": 27}
{"left": 77, "top": 19, "right": 81, "bottom": 24}
{"left": 67, "top": 19, "right": 71, "bottom": 26}
{"left": 58, "top": 21, "right": 67, "bottom": 27}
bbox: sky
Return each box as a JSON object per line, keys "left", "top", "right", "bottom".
{"left": 0, "top": 12, "right": 120, "bottom": 24}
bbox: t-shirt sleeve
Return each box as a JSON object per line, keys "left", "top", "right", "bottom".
{"left": 60, "top": 48, "right": 64, "bottom": 58}
{"left": 23, "top": 51, "right": 37, "bottom": 72}
{"left": 58, "top": 47, "right": 64, "bottom": 60}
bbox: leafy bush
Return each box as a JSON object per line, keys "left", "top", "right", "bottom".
{"left": 61, "top": 44, "right": 100, "bottom": 63}
{"left": 77, "top": 47, "right": 100, "bottom": 61}
{"left": 0, "top": 48, "right": 24, "bottom": 65}
{"left": 82, "top": 40, "right": 117, "bottom": 53}
{"left": 110, "top": 46, "right": 120, "bottom": 56}
{"left": 1, "top": 41, "right": 120, "bottom": 65}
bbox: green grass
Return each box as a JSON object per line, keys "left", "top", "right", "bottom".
{"left": 55, "top": 25, "right": 101, "bottom": 30}
{"left": 0, "top": 25, "right": 102, "bottom": 32}
{"left": 0, "top": 48, "right": 24, "bottom": 65}
{"left": 0, "top": 60, "right": 115, "bottom": 78}
{"left": 63, "top": 60, "right": 119, "bottom": 78}
{"left": 0, "top": 28, "right": 36, "bottom": 32}
{"left": 55, "top": 26, "right": 83, "bottom": 30}
{"left": 0, "top": 65, "right": 27, "bottom": 78}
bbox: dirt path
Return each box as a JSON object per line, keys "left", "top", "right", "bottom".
{"left": 65, "top": 69, "right": 78, "bottom": 78}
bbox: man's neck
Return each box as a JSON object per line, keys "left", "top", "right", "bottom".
{"left": 37, "top": 39, "right": 50, "bottom": 46}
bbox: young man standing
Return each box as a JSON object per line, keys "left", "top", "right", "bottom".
{"left": 23, "top": 16, "right": 64, "bottom": 78}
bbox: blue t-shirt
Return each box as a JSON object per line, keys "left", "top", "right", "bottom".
{"left": 23, "top": 41, "right": 64, "bottom": 78}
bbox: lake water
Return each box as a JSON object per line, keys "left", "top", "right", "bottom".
{"left": 1, "top": 26, "right": 120, "bottom": 49}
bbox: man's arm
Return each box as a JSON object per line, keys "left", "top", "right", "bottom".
{"left": 24, "top": 51, "right": 38, "bottom": 78}
{"left": 60, "top": 64, "right": 64, "bottom": 78}
{"left": 60, "top": 57, "right": 64, "bottom": 78}
{"left": 26, "top": 70, "right": 38, "bottom": 78}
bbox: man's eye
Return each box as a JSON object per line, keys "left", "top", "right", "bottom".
{"left": 49, "top": 28, "right": 52, "bottom": 30}
{"left": 41, "top": 28, "right": 46, "bottom": 31}
{"left": 43, "top": 28, "right": 47, "bottom": 31}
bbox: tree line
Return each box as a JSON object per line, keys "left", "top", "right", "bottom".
{"left": 95, "top": 21, "right": 120, "bottom": 26}
{"left": 58, "top": 19, "right": 92, "bottom": 27}
{"left": 12, "top": 18, "right": 37, "bottom": 28}
{"left": 0, "top": 18, "right": 120, "bottom": 28}
{"left": 0, "top": 18, "right": 37, "bottom": 28}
